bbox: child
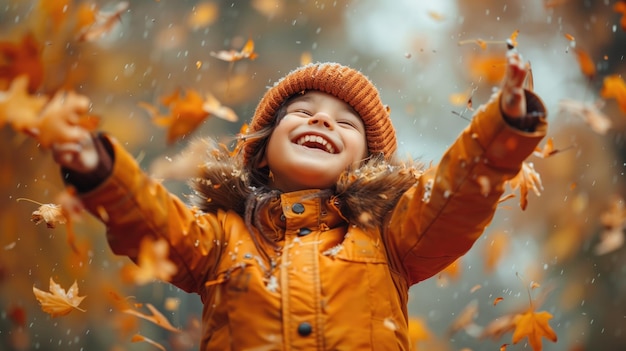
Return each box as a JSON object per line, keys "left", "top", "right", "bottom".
{"left": 50, "top": 48, "right": 546, "bottom": 350}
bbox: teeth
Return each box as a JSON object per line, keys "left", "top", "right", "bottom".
{"left": 296, "top": 135, "right": 335, "bottom": 154}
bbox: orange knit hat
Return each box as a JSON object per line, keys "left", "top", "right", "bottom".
{"left": 243, "top": 62, "right": 397, "bottom": 164}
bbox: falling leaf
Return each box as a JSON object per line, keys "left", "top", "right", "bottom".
{"left": 0, "top": 75, "right": 48, "bottom": 131}
{"left": 203, "top": 92, "right": 239, "bottom": 122}
{"left": 121, "top": 237, "right": 178, "bottom": 285}
{"left": 0, "top": 34, "right": 45, "bottom": 92}
{"left": 131, "top": 334, "right": 167, "bottom": 351}
{"left": 447, "top": 299, "right": 479, "bottom": 337}
{"left": 142, "top": 88, "right": 234, "bottom": 144}
{"left": 494, "top": 297, "right": 505, "bottom": 306}
{"left": 123, "top": 303, "right": 180, "bottom": 333}
{"left": 572, "top": 47, "right": 595, "bottom": 80}
{"left": 31, "top": 90, "right": 97, "bottom": 148}
{"left": 599, "top": 74, "right": 626, "bottom": 114}
{"left": 55, "top": 187, "right": 86, "bottom": 255}
{"left": 512, "top": 310, "right": 557, "bottom": 351}
{"left": 484, "top": 231, "right": 509, "bottom": 273}
{"left": 77, "top": 2, "right": 129, "bottom": 42}
{"left": 17, "top": 197, "right": 66, "bottom": 228}
{"left": 507, "top": 162, "right": 543, "bottom": 210}
{"left": 558, "top": 98, "right": 612, "bottom": 134}
{"left": 564, "top": 33, "right": 576, "bottom": 41}
{"left": 33, "top": 278, "right": 86, "bottom": 317}
{"left": 480, "top": 313, "right": 517, "bottom": 341}
{"left": 300, "top": 51, "right": 313, "bottom": 66}
{"left": 594, "top": 196, "right": 626, "bottom": 255}
{"left": 427, "top": 11, "right": 445, "bottom": 21}
{"left": 532, "top": 138, "right": 564, "bottom": 158}
{"left": 210, "top": 38, "right": 258, "bottom": 62}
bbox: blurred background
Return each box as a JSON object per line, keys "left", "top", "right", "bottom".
{"left": 1, "top": 0, "right": 625, "bottom": 350}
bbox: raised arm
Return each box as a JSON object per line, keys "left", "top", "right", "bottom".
{"left": 386, "top": 49, "right": 547, "bottom": 285}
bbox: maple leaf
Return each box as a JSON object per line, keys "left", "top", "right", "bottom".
{"left": 507, "top": 162, "right": 543, "bottom": 210}
{"left": 0, "top": 33, "right": 45, "bottom": 92}
{"left": 210, "top": 38, "right": 259, "bottom": 62}
{"left": 600, "top": 74, "right": 626, "bottom": 114}
{"left": 17, "top": 197, "right": 67, "bottom": 229}
{"left": 32, "top": 278, "right": 86, "bottom": 317}
{"left": 512, "top": 310, "right": 557, "bottom": 351}
{"left": 120, "top": 237, "right": 178, "bottom": 285}
{"left": 77, "top": 2, "right": 129, "bottom": 42}
{"left": 123, "top": 303, "right": 180, "bottom": 333}
{"left": 32, "top": 90, "right": 97, "bottom": 148}
{"left": 532, "top": 137, "right": 570, "bottom": 159}
{"left": 558, "top": 98, "right": 611, "bottom": 134}
{"left": 0, "top": 75, "right": 48, "bottom": 131}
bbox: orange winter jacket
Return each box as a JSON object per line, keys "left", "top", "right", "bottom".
{"left": 75, "top": 91, "right": 546, "bottom": 350}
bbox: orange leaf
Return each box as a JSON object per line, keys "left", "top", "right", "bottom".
{"left": 532, "top": 137, "right": 565, "bottom": 158}
{"left": 210, "top": 38, "right": 258, "bottom": 62}
{"left": 123, "top": 303, "right": 180, "bottom": 333}
{"left": 507, "top": 29, "right": 520, "bottom": 49}
{"left": 573, "top": 47, "right": 595, "bottom": 79}
{"left": 447, "top": 299, "right": 479, "bottom": 337}
{"left": 484, "top": 231, "right": 509, "bottom": 273}
{"left": 408, "top": 316, "right": 431, "bottom": 346}
{"left": 507, "top": 162, "right": 543, "bottom": 210}
{"left": 512, "top": 310, "right": 557, "bottom": 351}
{"left": 32, "top": 278, "right": 86, "bottom": 317}
{"left": 131, "top": 334, "right": 167, "bottom": 351}
{"left": 34, "top": 90, "right": 96, "bottom": 148}
{"left": 120, "top": 237, "right": 178, "bottom": 285}
{"left": 0, "top": 34, "right": 45, "bottom": 92}
{"left": 145, "top": 88, "right": 209, "bottom": 144}
{"left": 494, "top": 297, "right": 505, "bottom": 306}
{"left": 467, "top": 53, "right": 507, "bottom": 85}
{"left": 0, "top": 75, "right": 48, "bottom": 131}
{"left": 600, "top": 74, "right": 626, "bottom": 114}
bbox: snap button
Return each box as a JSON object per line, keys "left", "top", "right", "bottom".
{"left": 297, "top": 322, "right": 312, "bottom": 336}
{"left": 297, "top": 228, "right": 312, "bottom": 236}
{"left": 292, "top": 203, "right": 305, "bottom": 214}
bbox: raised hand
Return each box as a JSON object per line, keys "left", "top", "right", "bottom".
{"left": 500, "top": 49, "right": 529, "bottom": 120}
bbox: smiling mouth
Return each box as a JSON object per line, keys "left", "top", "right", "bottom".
{"left": 294, "top": 134, "right": 337, "bottom": 154}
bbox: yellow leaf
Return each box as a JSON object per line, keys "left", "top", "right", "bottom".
{"left": 32, "top": 278, "right": 86, "bottom": 317}
{"left": 120, "top": 237, "right": 178, "bottom": 285}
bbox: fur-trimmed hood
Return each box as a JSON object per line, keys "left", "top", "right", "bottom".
{"left": 189, "top": 142, "right": 423, "bottom": 229}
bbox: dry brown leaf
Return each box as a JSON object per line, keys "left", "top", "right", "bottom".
{"left": 17, "top": 198, "right": 67, "bottom": 229}
{"left": 33, "top": 278, "right": 86, "bottom": 317}
{"left": 615, "top": 1, "right": 626, "bottom": 31}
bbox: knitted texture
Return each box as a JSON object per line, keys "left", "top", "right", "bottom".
{"left": 243, "top": 62, "right": 397, "bottom": 164}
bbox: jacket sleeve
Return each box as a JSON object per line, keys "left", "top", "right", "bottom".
{"left": 386, "top": 91, "right": 547, "bottom": 285}
{"left": 76, "top": 135, "right": 225, "bottom": 294}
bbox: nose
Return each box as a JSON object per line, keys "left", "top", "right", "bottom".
{"left": 308, "top": 112, "right": 334, "bottom": 130}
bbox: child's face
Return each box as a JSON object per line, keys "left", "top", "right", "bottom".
{"left": 260, "top": 90, "right": 368, "bottom": 192}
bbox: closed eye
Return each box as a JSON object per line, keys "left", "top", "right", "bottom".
{"left": 337, "top": 120, "right": 358, "bottom": 129}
